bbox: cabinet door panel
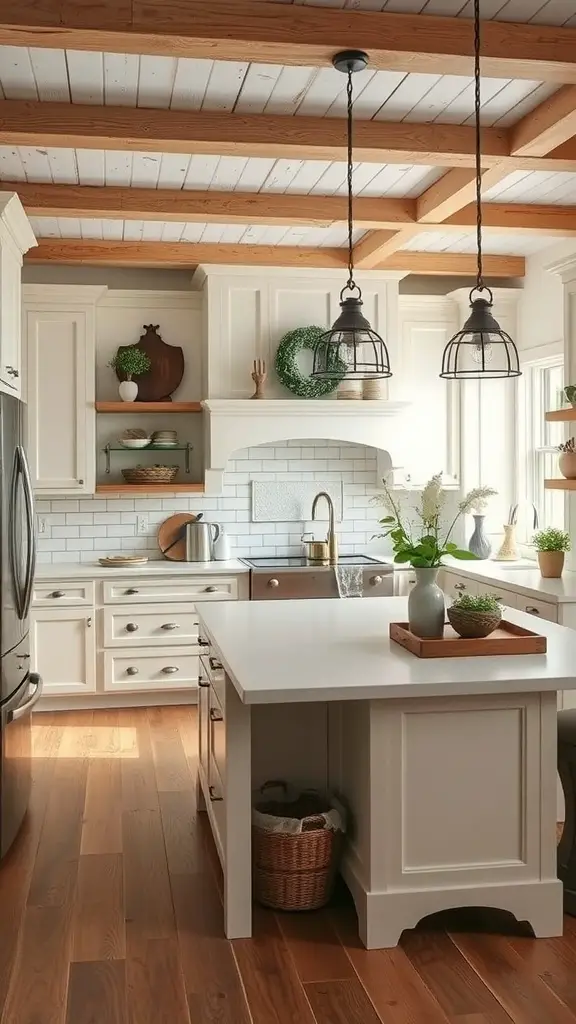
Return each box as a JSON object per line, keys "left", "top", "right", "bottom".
{"left": 26, "top": 307, "right": 95, "bottom": 494}
{"left": 31, "top": 608, "right": 96, "bottom": 695}
{"left": 0, "top": 245, "right": 22, "bottom": 398}
{"left": 442, "top": 572, "right": 479, "bottom": 602}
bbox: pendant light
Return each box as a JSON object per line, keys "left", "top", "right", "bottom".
{"left": 312, "top": 51, "right": 392, "bottom": 382}
{"left": 439, "top": 0, "right": 521, "bottom": 381}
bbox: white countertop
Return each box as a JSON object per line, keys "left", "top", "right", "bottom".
{"left": 197, "top": 596, "right": 576, "bottom": 705}
{"left": 35, "top": 559, "right": 249, "bottom": 579}
{"left": 441, "top": 558, "right": 576, "bottom": 604}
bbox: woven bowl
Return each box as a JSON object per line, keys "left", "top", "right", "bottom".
{"left": 447, "top": 605, "right": 502, "bottom": 639}
{"left": 122, "top": 465, "right": 179, "bottom": 484}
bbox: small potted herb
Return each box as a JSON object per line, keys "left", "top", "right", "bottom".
{"left": 557, "top": 437, "right": 576, "bottom": 480}
{"left": 564, "top": 385, "right": 576, "bottom": 407}
{"left": 109, "top": 346, "right": 152, "bottom": 402}
{"left": 447, "top": 593, "right": 503, "bottom": 639}
{"left": 533, "top": 528, "right": 571, "bottom": 579}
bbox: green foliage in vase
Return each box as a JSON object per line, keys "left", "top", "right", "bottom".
{"left": 374, "top": 474, "right": 498, "bottom": 568}
{"left": 451, "top": 593, "right": 502, "bottom": 613}
{"left": 532, "top": 528, "right": 571, "bottom": 552}
{"left": 109, "top": 346, "right": 152, "bottom": 380}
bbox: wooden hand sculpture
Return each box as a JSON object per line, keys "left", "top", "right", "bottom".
{"left": 251, "top": 359, "right": 267, "bottom": 400}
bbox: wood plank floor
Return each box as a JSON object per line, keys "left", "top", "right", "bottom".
{"left": 0, "top": 706, "right": 575, "bottom": 1023}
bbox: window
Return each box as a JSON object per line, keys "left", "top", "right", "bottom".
{"left": 518, "top": 355, "right": 564, "bottom": 543}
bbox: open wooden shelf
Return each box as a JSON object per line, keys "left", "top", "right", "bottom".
{"left": 545, "top": 479, "right": 576, "bottom": 490}
{"left": 545, "top": 408, "right": 576, "bottom": 421}
{"left": 95, "top": 402, "right": 202, "bottom": 414}
{"left": 96, "top": 483, "right": 205, "bottom": 494}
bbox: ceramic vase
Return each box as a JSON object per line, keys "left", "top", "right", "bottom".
{"left": 468, "top": 514, "right": 491, "bottom": 559}
{"left": 538, "top": 550, "right": 565, "bottom": 579}
{"left": 119, "top": 378, "right": 138, "bottom": 402}
{"left": 559, "top": 452, "right": 576, "bottom": 479}
{"left": 408, "top": 567, "right": 445, "bottom": 639}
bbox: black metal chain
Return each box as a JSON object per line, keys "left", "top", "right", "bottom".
{"left": 474, "top": 0, "right": 484, "bottom": 293}
{"left": 346, "top": 66, "right": 355, "bottom": 293}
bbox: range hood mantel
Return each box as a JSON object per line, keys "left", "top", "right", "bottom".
{"left": 202, "top": 399, "right": 408, "bottom": 493}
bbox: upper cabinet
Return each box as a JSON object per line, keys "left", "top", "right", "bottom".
{"left": 0, "top": 193, "right": 36, "bottom": 399}
{"left": 24, "top": 286, "right": 104, "bottom": 496}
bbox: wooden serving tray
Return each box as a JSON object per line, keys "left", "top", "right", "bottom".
{"left": 390, "top": 620, "right": 547, "bottom": 658}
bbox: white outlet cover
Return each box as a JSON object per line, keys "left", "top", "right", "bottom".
{"left": 136, "top": 514, "right": 148, "bottom": 535}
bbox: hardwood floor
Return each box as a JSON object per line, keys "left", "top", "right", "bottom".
{"left": 0, "top": 706, "right": 575, "bottom": 1023}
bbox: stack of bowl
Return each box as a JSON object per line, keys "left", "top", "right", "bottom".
{"left": 152, "top": 430, "right": 179, "bottom": 449}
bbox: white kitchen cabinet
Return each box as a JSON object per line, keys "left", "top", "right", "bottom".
{"left": 24, "top": 286, "right": 103, "bottom": 496}
{"left": 0, "top": 194, "right": 36, "bottom": 399}
{"left": 441, "top": 570, "right": 479, "bottom": 602}
{"left": 31, "top": 607, "right": 96, "bottom": 696}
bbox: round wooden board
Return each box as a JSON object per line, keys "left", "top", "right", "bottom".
{"left": 157, "top": 513, "right": 196, "bottom": 561}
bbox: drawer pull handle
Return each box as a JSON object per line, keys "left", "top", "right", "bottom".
{"left": 204, "top": 586, "right": 218, "bottom": 593}
{"left": 369, "top": 575, "right": 383, "bottom": 587}
{"left": 209, "top": 785, "right": 223, "bottom": 803}
{"left": 210, "top": 707, "right": 223, "bottom": 722}
{"left": 126, "top": 667, "right": 139, "bottom": 676}
{"left": 198, "top": 676, "right": 210, "bottom": 688}
{"left": 125, "top": 622, "right": 139, "bottom": 633}
{"left": 267, "top": 578, "right": 280, "bottom": 588}
{"left": 161, "top": 622, "right": 179, "bottom": 631}
{"left": 526, "top": 606, "right": 541, "bottom": 615}
{"left": 453, "top": 582, "right": 466, "bottom": 591}
{"left": 51, "top": 590, "right": 65, "bottom": 598}
{"left": 162, "top": 666, "right": 179, "bottom": 675}
{"left": 125, "top": 588, "right": 139, "bottom": 595}
{"left": 209, "top": 656, "right": 223, "bottom": 671}
{"left": 198, "top": 637, "right": 209, "bottom": 647}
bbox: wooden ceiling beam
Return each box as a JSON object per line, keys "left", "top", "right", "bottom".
{"left": 353, "top": 229, "right": 423, "bottom": 270}
{"left": 448, "top": 203, "right": 576, "bottom": 236}
{"left": 511, "top": 85, "right": 576, "bottom": 157}
{"left": 0, "top": 100, "right": 510, "bottom": 168}
{"left": 24, "top": 239, "right": 525, "bottom": 278}
{"left": 4, "top": 181, "right": 417, "bottom": 229}
{"left": 1, "top": 1, "right": 576, "bottom": 84}
{"left": 416, "top": 166, "right": 512, "bottom": 223}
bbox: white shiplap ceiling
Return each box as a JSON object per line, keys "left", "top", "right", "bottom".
{"left": 268, "top": 0, "right": 576, "bottom": 25}
{"left": 400, "top": 230, "right": 560, "bottom": 253}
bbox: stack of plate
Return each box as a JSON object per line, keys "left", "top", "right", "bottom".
{"left": 99, "top": 555, "right": 149, "bottom": 568}
{"left": 152, "top": 429, "right": 179, "bottom": 448}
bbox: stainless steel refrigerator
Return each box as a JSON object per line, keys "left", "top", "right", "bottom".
{"left": 0, "top": 393, "right": 41, "bottom": 858}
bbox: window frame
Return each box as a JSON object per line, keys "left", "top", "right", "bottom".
{"left": 517, "top": 347, "right": 564, "bottom": 549}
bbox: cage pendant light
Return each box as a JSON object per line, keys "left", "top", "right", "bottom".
{"left": 312, "top": 51, "right": 392, "bottom": 382}
{"left": 439, "top": 0, "right": 521, "bottom": 381}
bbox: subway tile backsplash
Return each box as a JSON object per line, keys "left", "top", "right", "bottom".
{"left": 35, "top": 440, "right": 390, "bottom": 564}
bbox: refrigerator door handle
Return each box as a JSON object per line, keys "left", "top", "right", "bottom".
{"left": 9, "top": 448, "right": 24, "bottom": 620}
{"left": 18, "top": 447, "right": 36, "bottom": 621}
{"left": 7, "top": 674, "right": 43, "bottom": 723}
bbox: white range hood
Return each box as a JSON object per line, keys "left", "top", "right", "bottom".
{"left": 202, "top": 398, "right": 408, "bottom": 492}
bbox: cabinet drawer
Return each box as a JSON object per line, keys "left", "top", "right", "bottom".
{"left": 103, "top": 647, "right": 198, "bottom": 692}
{"left": 102, "top": 576, "right": 238, "bottom": 605}
{"left": 517, "top": 597, "right": 558, "bottom": 623}
{"left": 33, "top": 581, "right": 95, "bottom": 607}
{"left": 477, "top": 584, "right": 518, "bottom": 609}
{"left": 103, "top": 604, "right": 199, "bottom": 648}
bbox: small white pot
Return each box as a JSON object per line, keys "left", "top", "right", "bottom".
{"left": 119, "top": 378, "right": 138, "bottom": 402}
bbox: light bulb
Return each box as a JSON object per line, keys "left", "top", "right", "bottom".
{"left": 471, "top": 334, "right": 493, "bottom": 365}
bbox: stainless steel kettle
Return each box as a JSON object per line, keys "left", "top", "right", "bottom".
{"left": 185, "top": 521, "right": 221, "bottom": 562}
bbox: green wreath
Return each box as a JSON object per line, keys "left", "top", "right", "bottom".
{"left": 274, "top": 326, "right": 345, "bottom": 399}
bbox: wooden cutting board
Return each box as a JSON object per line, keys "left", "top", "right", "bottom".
{"left": 157, "top": 513, "right": 196, "bottom": 561}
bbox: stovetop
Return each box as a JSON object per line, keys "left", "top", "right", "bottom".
{"left": 242, "top": 555, "right": 393, "bottom": 570}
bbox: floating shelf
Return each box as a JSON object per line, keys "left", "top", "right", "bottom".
{"left": 95, "top": 483, "right": 205, "bottom": 494}
{"left": 544, "top": 479, "right": 576, "bottom": 490}
{"left": 95, "top": 402, "right": 202, "bottom": 414}
{"left": 545, "top": 408, "right": 576, "bottom": 422}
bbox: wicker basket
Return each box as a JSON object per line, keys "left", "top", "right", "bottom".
{"left": 447, "top": 605, "right": 502, "bottom": 639}
{"left": 122, "top": 465, "right": 179, "bottom": 484}
{"left": 252, "top": 783, "right": 344, "bottom": 912}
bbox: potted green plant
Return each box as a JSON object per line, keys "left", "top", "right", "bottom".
{"left": 533, "top": 528, "right": 571, "bottom": 578}
{"left": 447, "top": 593, "right": 503, "bottom": 639}
{"left": 564, "top": 385, "right": 576, "bottom": 407}
{"left": 375, "top": 475, "right": 495, "bottom": 639}
{"left": 557, "top": 437, "right": 576, "bottom": 480}
{"left": 109, "top": 346, "right": 152, "bottom": 402}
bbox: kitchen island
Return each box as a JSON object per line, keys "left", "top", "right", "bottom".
{"left": 196, "top": 596, "right": 576, "bottom": 949}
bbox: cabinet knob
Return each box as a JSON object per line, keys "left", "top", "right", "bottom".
{"left": 126, "top": 666, "right": 139, "bottom": 676}
{"left": 162, "top": 666, "right": 179, "bottom": 675}
{"left": 125, "top": 622, "right": 139, "bottom": 632}
{"left": 198, "top": 676, "right": 210, "bottom": 688}
{"left": 125, "top": 588, "right": 139, "bottom": 595}
{"left": 267, "top": 578, "right": 280, "bottom": 588}
{"left": 198, "top": 637, "right": 209, "bottom": 647}
{"left": 369, "top": 575, "right": 383, "bottom": 587}
{"left": 526, "top": 606, "right": 541, "bottom": 615}
{"left": 204, "top": 586, "right": 218, "bottom": 593}
{"left": 51, "top": 590, "right": 65, "bottom": 598}
{"left": 87, "top": 617, "right": 92, "bottom": 628}
{"left": 6, "top": 367, "right": 18, "bottom": 377}
{"left": 454, "top": 583, "right": 467, "bottom": 591}
{"left": 78, "top": 479, "right": 84, "bottom": 486}
{"left": 209, "top": 656, "right": 222, "bottom": 671}
{"left": 161, "top": 622, "right": 179, "bottom": 631}
{"left": 209, "top": 785, "right": 223, "bottom": 803}
{"left": 210, "top": 706, "right": 223, "bottom": 722}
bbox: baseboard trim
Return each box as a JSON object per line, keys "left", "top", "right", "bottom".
{"left": 36, "top": 692, "right": 198, "bottom": 712}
